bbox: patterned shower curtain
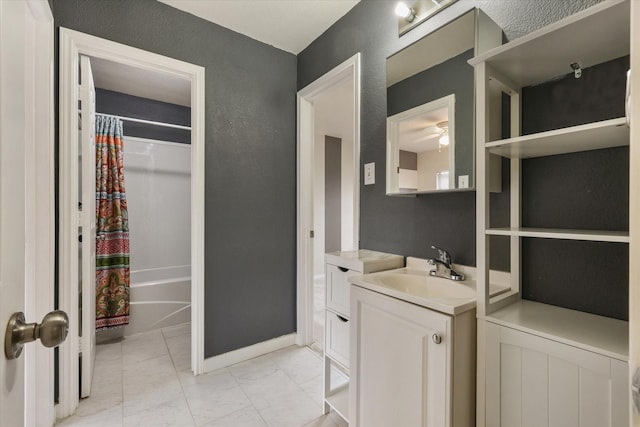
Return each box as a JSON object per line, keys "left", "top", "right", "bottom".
{"left": 95, "top": 115, "right": 130, "bottom": 330}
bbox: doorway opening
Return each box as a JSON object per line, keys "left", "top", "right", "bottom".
{"left": 58, "top": 28, "right": 205, "bottom": 418}
{"left": 296, "top": 53, "right": 361, "bottom": 349}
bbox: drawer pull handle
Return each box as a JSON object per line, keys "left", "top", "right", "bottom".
{"left": 338, "top": 267, "right": 349, "bottom": 273}
{"left": 337, "top": 315, "right": 349, "bottom": 323}
{"left": 432, "top": 334, "right": 442, "bottom": 344}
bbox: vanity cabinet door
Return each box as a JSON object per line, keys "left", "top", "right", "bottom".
{"left": 485, "top": 322, "right": 629, "bottom": 427}
{"left": 326, "top": 263, "right": 357, "bottom": 316}
{"left": 350, "top": 285, "right": 452, "bottom": 427}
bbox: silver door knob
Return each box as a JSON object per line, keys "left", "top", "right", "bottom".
{"left": 432, "top": 334, "right": 442, "bottom": 344}
{"left": 4, "top": 310, "right": 69, "bottom": 360}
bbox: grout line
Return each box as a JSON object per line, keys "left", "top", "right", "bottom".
{"left": 161, "top": 326, "right": 198, "bottom": 426}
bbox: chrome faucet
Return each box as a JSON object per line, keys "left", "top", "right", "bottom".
{"left": 427, "top": 245, "right": 464, "bottom": 281}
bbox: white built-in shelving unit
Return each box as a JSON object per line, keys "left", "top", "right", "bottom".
{"left": 471, "top": 0, "right": 632, "bottom": 425}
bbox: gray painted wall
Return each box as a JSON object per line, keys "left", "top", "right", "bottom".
{"left": 95, "top": 88, "right": 191, "bottom": 144}
{"left": 298, "top": 0, "right": 629, "bottom": 320}
{"left": 51, "top": 0, "right": 297, "bottom": 357}
{"left": 325, "top": 136, "right": 342, "bottom": 253}
{"left": 298, "top": 0, "right": 603, "bottom": 266}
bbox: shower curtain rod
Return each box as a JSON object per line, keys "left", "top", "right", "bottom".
{"left": 96, "top": 112, "right": 192, "bottom": 131}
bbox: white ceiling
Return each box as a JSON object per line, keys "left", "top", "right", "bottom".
{"left": 90, "top": 57, "right": 191, "bottom": 107}
{"left": 158, "top": 0, "right": 360, "bottom": 54}
{"left": 398, "top": 106, "right": 448, "bottom": 153}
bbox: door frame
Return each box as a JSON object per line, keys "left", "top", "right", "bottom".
{"left": 296, "top": 53, "right": 361, "bottom": 346}
{"left": 57, "top": 28, "right": 206, "bottom": 417}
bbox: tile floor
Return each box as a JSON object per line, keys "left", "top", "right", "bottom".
{"left": 56, "top": 323, "right": 347, "bottom": 427}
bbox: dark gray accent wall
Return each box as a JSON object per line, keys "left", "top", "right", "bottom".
{"left": 388, "top": 49, "right": 474, "bottom": 184}
{"left": 325, "top": 136, "right": 342, "bottom": 253}
{"left": 95, "top": 88, "right": 191, "bottom": 144}
{"left": 298, "top": 0, "right": 603, "bottom": 266}
{"left": 51, "top": 0, "right": 297, "bottom": 357}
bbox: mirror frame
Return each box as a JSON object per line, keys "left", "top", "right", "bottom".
{"left": 386, "top": 94, "right": 456, "bottom": 194}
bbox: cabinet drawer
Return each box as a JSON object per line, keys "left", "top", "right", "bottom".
{"left": 326, "top": 264, "right": 357, "bottom": 316}
{"left": 326, "top": 310, "right": 350, "bottom": 369}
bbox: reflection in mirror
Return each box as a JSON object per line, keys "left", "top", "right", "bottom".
{"left": 388, "top": 95, "right": 455, "bottom": 192}
{"left": 386, "top": 9, "right": 502, "bottom": 195}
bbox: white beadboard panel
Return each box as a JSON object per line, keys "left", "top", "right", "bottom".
{"left": 500, "top": 343, "right": 522, "bottom": 427}
{"left": 487, "top": 322, "right": 629, "bottom": 427}
{"left": 579, "top": 366, "right": 610, "bottom": 427}
{"left": 610, "top": 359, "right": 629, "bottom": 427}
{"left": 521, "top": 348, "right": 548, "bottom": 426}
{"left": 548, "top": 357, "right": 579, "bottom": 427}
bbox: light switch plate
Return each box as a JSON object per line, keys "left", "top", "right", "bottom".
{"left": 364, "top": 162, "right": 375, "bottom": 185}
{"left": 459, "top": 175, "right": 469, "bottom": 189}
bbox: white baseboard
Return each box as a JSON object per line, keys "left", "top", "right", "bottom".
{"left": 203, "top": 333, "right": 297, "bottom": 373}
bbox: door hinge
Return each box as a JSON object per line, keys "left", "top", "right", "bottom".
{"left": 310, "top": 230, "right": 314, "bottom": 238}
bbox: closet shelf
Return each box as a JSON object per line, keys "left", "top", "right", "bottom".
{"left": 486, "top": 227, "right": 629, "bottom": 243}
{"left": 486, "top": 118, "right": 628, "bottom": 159}
{"left": 484, "top": 300, "right": 628, "bottom": 361}
{"left": 468, "top": 0, "right": 629, "bottom": 86}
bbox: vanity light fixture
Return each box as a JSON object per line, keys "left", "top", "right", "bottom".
{"left": 395, "top": 2, "right": 416, "bottom": 22}
{"left": 395, "top": 0, "right": 459, "bottom": 36}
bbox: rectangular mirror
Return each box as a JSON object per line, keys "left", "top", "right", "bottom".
{"left": 386, "top": 8, "right": 502, "bottom": 195}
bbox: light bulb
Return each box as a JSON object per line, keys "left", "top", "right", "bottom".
{"left": 395, "top": 2, "right": 415, "bottom": 21}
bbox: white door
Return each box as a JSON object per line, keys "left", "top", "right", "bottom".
{"left": 0, "top": 1, "right": 55, "bottom": 426}
{"left": 79, "top": 55, "right": 97, "bottom": 398}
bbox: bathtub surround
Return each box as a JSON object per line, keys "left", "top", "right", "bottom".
{"left": 123, "top": 137, "right": 191, "bottom": 336}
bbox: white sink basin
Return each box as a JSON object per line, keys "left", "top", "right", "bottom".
{"left": 349, "top": 267, "right": 479, "bottom": 315}
{"left": 376, "top": 272, "right": 476, "bottom": 300}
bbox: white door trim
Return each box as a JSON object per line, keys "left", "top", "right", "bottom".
{"left": 58, "top": 28, "right": 206, "bottom": 418}
{"left": 296, "top": 53, "right": 361, "bottom": 346}
{"left": 19, "top": 0, "right": 55, "bottom": 425}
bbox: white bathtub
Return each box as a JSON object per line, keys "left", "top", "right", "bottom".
{"left": 97, "top": 265, "right": 191, "bottom": 341}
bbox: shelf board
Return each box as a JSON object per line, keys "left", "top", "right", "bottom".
{"left": 325, "top": 385, "right": 349, "bottom": 422}
{"left": 468, "top": 0, "right": 629, "bottom": 87}
{"left": 486, "top": 118, "right": 628, "bottom": 159}
{"left": 484, "top": 300, "right": 628, "bottom": 361}
{"left": 486, "top": 227, "right": 629, "bottom": 243}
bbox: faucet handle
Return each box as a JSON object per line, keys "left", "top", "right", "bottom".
{"left": 431, "top": 245, "right": 452, "bottom": 266}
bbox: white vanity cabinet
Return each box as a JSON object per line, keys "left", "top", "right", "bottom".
{"left": 323, "top": 249, "right": 404, "bottom": 423}
{"left": 349, "top": 284, "right": 476, "bottom": 427}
